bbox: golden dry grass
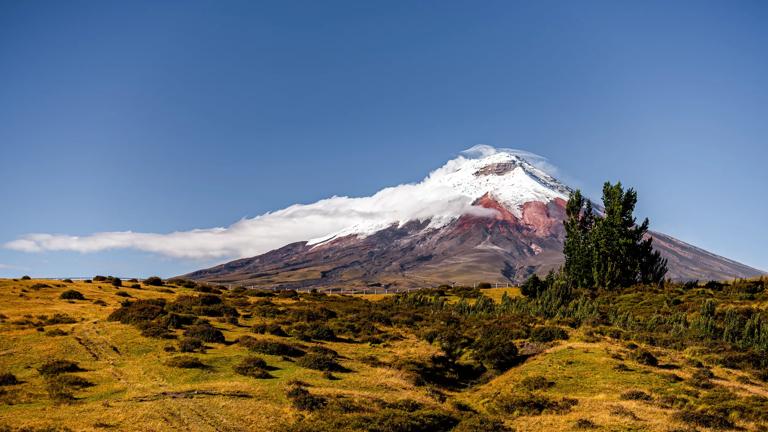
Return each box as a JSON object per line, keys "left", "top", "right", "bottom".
{"left": 0, "top": 279, "right": 436, "bottom": 431}
{"left": 1, "top": 279, "right": 767, "bottom": 431}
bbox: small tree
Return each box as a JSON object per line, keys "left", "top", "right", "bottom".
{"left": 144, "top": 276, "right": 163, "bottom": 286}
{"left": 520, "top": 274, "right": 547, "bottom": 298}
{"left": 563, "top": 182, "right": 668, "bottom": 289}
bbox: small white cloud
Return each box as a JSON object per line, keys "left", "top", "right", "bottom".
{"left": 5, "top": 146, "right": 560, "bottom": 261}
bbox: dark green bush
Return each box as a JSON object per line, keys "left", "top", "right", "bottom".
{"left": 252, "top": 323, "right": 288, "bottom": 337}
{"left": 277, "top": 290, "right": 299, "bottom": 299}
{"left": 629, "top": 350, "right": 658, "bottom": 367}
{"left": 519, "top": 375, "right": 554, "bottom": 391}
{"left": 165, "top": 355, "right": 207, "bottom": 369}
{"left": 111, "top": 278, "right": 122, "bottom": 287}
{"left": 59, "top": 290, "right": 85, "bottom": 300}
{"left": 529, "top": 326, "right": 568, "bottom": 342}
{"left": 472, "top": 326, "right": 520, "bottom": 371}
{"left": 619, "top": 390, "right": 652, "bottom": 401}
{"left": 53, "top": 374, "right": 94, "bottom": 389}
{"left": 521, "top": 274, "right": 547, "bottom": 298}
{"left": 233, "top": 356, "right": 273, "bottom": 378}
{"left": 183, "top": 322, "right": 225, "bottom": 343}
{"left": 45, "top": 313, "right": 77, "bottom": 324}
{"left": 20, "top": 275, "right": 31, "bottom": 280}
{"left": 493, "top": 392, "right": 578, "bottom": 416}
{"left": 139, "top": 321, "right": 174, "bottom": 339}
{"left": 144, "top": 276, "right": 164, "bottom": 286}
{"left": 574, "top": 418, "right": 598, "bottom": 429}
{"left": 690, "top": 368, "right": 715, "bottom": 389}
{"left": 108, "top": 299, "right": 166, "bottom": 324}
{"left": 0, "top": 373, "right": 19, "bottom": 386}
{"left": 178, "top": 337, "right": 205, "bottom": 353}
{"left": 286, "top": 385, "right": 327, "bottom": 411}
{"left": 45, "top": 376, "right": 76, "bottom": 404}
{"left": 674, "top": 408, "right": 733, "bottom": 429}
{"left": 45, "top": 328, "right": 68, "bottom": 337}
{"left": 239, "top": 337, "right": 305, "bottom": 357}
{"left": 296, "top": 352, "right": 343, "bottom": 372}
{"left": 453, "top": 415, "right": 513, "bottom": 432}
{"left": 38, "top": 360, "right": 85, "bottom": 376}
{"left": 290, "top": 323, "right": 337, "bottom": 341}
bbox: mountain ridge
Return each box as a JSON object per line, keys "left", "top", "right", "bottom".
{"left": 185, "top": 150, "right": 764, "bottom": 288}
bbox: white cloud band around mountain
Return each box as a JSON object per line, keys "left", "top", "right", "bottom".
{"left": 5, "top": 146, "right": 554, "bottom": 260}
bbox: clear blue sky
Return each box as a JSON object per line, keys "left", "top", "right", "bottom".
{"left": 1, "top": 0, "right": 766, "bottom": 278}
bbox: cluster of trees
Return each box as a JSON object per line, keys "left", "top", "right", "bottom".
{"left": 563, "top": 182, "right": 668, "bottom": 289}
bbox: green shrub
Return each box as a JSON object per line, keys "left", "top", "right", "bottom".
{"left": 630, "top": 350, "right": 658, "bottom": 367}
{"left": 178, "top": 337, "right": 205, "bottom": 353}
{"left": 689, "top": 368, "right": 715, "bottom": 389}
{"left": 45, "top": 376, "right": 76, "bottom": 404}
{"left": 165, "top": 356, "right": 208, "bottom": 369}
{"left": 453, "top": 415, "right": 512, "bottom": 432}
{"left": 277, "top": 290, "right": 299, "bottom": 299}
{"left": 0, "top": 373, "right": 19, "bottom": 386}
{"left": 574, "top": 418, "right": 598, "bottom": 429}
{"left": 115, "top": 291, "right": 131, "bottom": 297}
{"left": 619, "top": 390, "right": 652, "bottom": 401}
{"left": 111, "top": 278, "right": 122, "bottom": 287}
{"left": 38, "top": 360, "right": 85, "bottom": 376}
{"left": 493, "top": 392, "right": 578, "bottom": 416}
{"left": 107, "top": 299, "right": 166, "bottom": 324}
{"left": 290, "top": 323, "right": 337, "bottom": 341}
{"left": 296, "top": 352, "right": 343, "bottom": 372}
{"left": 519, "top": 375, "right": 554, "bottom": 391}
{"left": 233, "top": 356, "right": 273, "bottom": 379}
{"left": 252, "top": 323, "right": 288, "bottom": 337}
{"left": 286, "top": 385, "right": 327, "bottom": 411}
{"left": 529, "top": 326, "right": 568, "bottom": 342}
{"left": 239, "top": 338, "right": 304, "bottom": 357}
{"left": 160, "top": 313, "right": 196, "bottom": 329}
{"left": 45, "top": 328, "right": 68, "bottom": 337}
{"left": 59, "top": 290, "right": 85, "bottom": 300}
{"left": 144, "top": 276, "right": 164, "bottom": 286}
{"left": 53, "top": 374, "right": 94, "bottom": 389}
{"left": 20, "top": 275, "right": 31, "bottom": 280}
{"left": 674, "top": 408, "right": 733, "bottom": 429}
{"left": 183, "top": 322, "right": 225, "bottom": 343}
{"left": 472, "top": 326, "right": 519, "bottom": 371}
{"left": 138, "top": 321, "right": 173, "bottom": 339}
{"left": 45, "top": 313, "right": 77, "bottom": 324}
{"left": 31, "top": 283, "right": 51, "bottom": 290}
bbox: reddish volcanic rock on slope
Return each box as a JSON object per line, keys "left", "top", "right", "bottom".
{"left": 187, "top": 192, "right": 759, "bottom": 290}
{"left": 184, "top": 151, "right": 764, "bottom": 289}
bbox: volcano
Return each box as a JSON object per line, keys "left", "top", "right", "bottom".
{"left": 185, "top": 149, "right": 763, "bottom": 289}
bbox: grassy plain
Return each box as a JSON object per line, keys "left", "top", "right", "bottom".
{"left": 0, "top": 278, "right": 766, "bottom": 431}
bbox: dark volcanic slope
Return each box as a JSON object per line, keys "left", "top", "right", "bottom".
{"left": 185, "top": 197, "right": 764, "bottom": 289}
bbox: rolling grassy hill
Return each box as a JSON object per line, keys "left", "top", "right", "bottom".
{"left": 1, "top": 277, "right": 767, "bottom": 431}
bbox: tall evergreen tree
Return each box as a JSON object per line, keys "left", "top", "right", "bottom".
{"left": 563, "top": 190, "right": 594, "bottom": 288}
{"left": 562, "top": 182, "right": 668, "bottom": 289}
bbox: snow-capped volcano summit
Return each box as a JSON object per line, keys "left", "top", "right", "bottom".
{"left": 185, "top": 147, "right": 764, "bottom": 288}
{"left": 308, "top": 148, "right": 571, "bottom": 246}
